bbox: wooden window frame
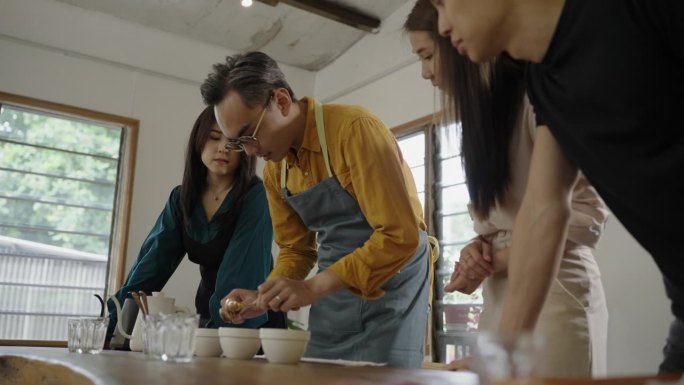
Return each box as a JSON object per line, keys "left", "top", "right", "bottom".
{"left": 391, "top": 114, "right": 436, "bottom": 235}
{"left": 393, "top": 115, "right": 481, "bottom": 364}
{"left": 0, "top": 91, "right": 138, "bottom": 347}
{"left": 391, "top": 114, "right": 439, "bottom": 362}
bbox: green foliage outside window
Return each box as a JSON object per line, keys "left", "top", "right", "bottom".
{"left": 0, "top": 105, "right": 123, "bottom": 255}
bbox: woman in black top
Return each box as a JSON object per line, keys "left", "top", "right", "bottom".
{"left": 108, "top": 106, "right": 285, "bottom": 341}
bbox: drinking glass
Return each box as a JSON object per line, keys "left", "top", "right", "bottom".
{"left": 67, "top": 318, "right": 81, "bottom": 353}
{"left": 142, "top": 313, "right": 199, "bottom": 363}
{"left": 472, "top": 331, "right": 544, "bottom": 385}
{"left": 67, "top": 317, "right": 109, "bottom": 354}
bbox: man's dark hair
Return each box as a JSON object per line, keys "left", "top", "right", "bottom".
{"left": 201, "top": 51, "right": 296, "bottom": 108}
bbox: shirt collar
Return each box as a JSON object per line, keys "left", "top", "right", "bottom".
{"left": 299, "top": 96, "right": 321, "bottom": 153}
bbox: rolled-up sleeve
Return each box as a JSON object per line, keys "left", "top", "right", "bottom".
{"left": 327, "top": 117, "right": 420, "bottom": 299}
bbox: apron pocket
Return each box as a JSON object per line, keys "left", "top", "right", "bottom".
{"left": 309, "top": 292, "right": 363, "bottom": 333}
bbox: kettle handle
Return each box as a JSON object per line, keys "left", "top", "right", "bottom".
{"left": 109, "top": 294, "right": 133, "bottom": 339}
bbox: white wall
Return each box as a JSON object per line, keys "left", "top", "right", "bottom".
{"left": 314, "top": 0, "right": 673, "bottom": 376}
{"left": 0, "top": 0, "right": 315, "bottom": 313}
{"left": 594, "top": 218, "right": 672, "bottom": 375}
{"left": 314, "top": 2, "right": 436, "bottom": 126}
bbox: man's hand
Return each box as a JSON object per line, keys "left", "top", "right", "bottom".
{"left": 257, "top": 270, "right": 348, "bottom": 312}
{"left": 219, "top": 289, "right": 264, "bottom": 324}
{"left": 256, "top": 276, "right": 314, "bottom": 312}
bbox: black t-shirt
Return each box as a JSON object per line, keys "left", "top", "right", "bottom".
{"left": 526, "top": 0, "right": 684, "bottom": 317}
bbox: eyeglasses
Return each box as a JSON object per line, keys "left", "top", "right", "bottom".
{"left": 220, "top": 97, "right": 270, "bottom": 153}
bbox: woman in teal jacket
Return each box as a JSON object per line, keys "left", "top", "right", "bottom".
{"left": 107, "top": 106, "right": 283, "bottom": 340}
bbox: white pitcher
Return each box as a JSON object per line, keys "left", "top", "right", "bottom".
{"left": 109, "top": 292, "right": 191, "bottom": 352}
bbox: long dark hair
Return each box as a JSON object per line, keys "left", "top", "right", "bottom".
{"left": 403, "top": 0, "right": 436, "bottom": 32}
{"left": 404, "top": 0, "right": 525, "bottom": 219}
{"left": 403, "top": 0, "right": 455, "bottom": 88}
{"left": 179, "top": 106, "right": 257, "bottom": 231}
{"left": 443, "top": 54, "right": 526, "bottom": 219}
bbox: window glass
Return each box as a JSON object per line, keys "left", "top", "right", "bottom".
{"left": 395, "top": 121, "right": 482, "bottom": 363}
{"left": 0, "top": 102, "right": 127, "bottom": 341}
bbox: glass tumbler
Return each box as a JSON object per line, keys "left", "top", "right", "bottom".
{"left": 67, "top": 316, "right": 109, "bottom": 354}
{"left": 472, "top": 331, "right": 544, "bottom": 385}
{"left": 143, "top": 313, "right": 199, "bottom": 363}
{"left": 67, "top": 318, "right": 81, "bottom": 353}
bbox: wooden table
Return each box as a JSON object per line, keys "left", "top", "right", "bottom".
{"left": 0, "top": 347, "right": 680, "bottom": 385}
{"left": 0, "top": 347, "right": 477, "bottom": 385}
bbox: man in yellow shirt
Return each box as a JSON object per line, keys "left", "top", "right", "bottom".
{"left": 201, "top": 51, "right": 430, "bottom": 368}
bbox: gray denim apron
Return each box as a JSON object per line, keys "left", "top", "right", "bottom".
{"left": 280, "top": 101, "right": 430, "bottom": 368}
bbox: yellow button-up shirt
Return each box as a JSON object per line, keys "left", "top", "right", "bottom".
{"left": 263, "top": 97, "right": 426, "bottom": 299}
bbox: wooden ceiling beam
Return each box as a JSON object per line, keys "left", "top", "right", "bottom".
{"left": 255, "top": 0, "right": 380, "bottom": 33}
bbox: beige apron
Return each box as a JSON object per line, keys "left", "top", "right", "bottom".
{"left": 473, "top": 98, "right": 609, "bottom": 377}
{"left": 476, "top": 232, "right": 608, "bottom": 377}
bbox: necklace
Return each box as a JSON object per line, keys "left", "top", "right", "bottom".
{"left": 210, "top": 184, "right": 234, "bottom": 203}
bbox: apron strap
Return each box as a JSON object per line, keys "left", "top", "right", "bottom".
{"left": 425, "top": 235, "right": 440, "bottom": 361}
{"left": 314, "top": 101, "right": 333, "bottom": 178}
{"left": 426, "top": 235, "right": 440, "bottom": 309}
{"left": 281, "top": 101, "right": 332, "bottom": 187}
{"left": 427, "top": 236, "right": 440, "bottom": 263}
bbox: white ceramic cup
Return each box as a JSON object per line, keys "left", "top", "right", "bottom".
{"left": 259, "top": 328, "right": 310, "bottom": 364}
{"left": 218, "top": 327, "right": 261, "bottom": 360}
{"left": 194, "top": 328, "right": 222, "bottom": 357}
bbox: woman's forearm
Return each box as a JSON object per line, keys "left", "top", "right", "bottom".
{"left": 498, "top": 200, "right": 570, "bottom": 332}
{"left": 497, "top": 125, "right": 578, "bottom": 333}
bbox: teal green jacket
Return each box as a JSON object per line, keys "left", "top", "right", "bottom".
{"left": 107, "top": 181, "right": 273, "bottom": 337}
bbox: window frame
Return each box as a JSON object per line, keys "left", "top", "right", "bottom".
{"left": 391, "top": 114, "right": 436, "bottom": 232}
{"left": 391, "top": 114, "right": 438, "bottom": 362}
{"left": 392, "top": 114, "right": 482, "bottom": 363}
{"left": 0, "top": 91, "right": 139, "bottom": 347}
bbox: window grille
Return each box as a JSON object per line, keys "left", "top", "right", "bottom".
{"left": 0, "top": 93, "right": 137, "bottom": 343}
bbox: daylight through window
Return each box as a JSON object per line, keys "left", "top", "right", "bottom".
{"left": 0, "top": 93, "right": 137, "bottom": 343}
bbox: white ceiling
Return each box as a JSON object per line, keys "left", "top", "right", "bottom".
{"left": 53, "top": 0, "right": 411, "bottom": 71}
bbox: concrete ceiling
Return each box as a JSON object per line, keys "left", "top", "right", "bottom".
{"left": 53, "top": 0, "right": 411, "bottom": 71}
